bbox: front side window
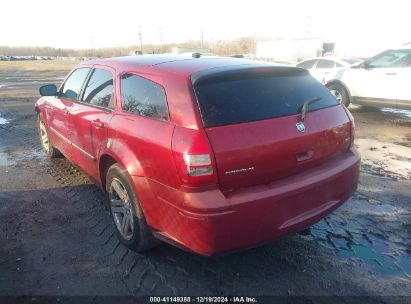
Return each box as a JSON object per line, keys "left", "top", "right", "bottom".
{"left": 120, "top": 74, "right": 169, "bottom": 121}
{"left": 82, "top": 68, "right": 114, "bottom": 108}
{"left": 316, "top": 60, "right": 335, "bottom": 69}
{"left": 60, "top": 68, "right": 90, "bottom": 101}
{"left": 296, "top": 60, "right": 316, "bottom": 69}
{"left": 369, "top": 49, "right": 411, "bottom": 68}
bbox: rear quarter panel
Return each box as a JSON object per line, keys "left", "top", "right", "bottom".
{"left": 108, "top": 112, "right": 178, "bottom": 187}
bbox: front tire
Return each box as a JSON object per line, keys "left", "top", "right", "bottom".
{"left": 327, "top": 83, "right": 350, "bottom": 107}
{"left": 37, "top": 113, "right": 60, "bottom": 158}
{"left": 106, "top": 163, "right": 158, "bottom": 252}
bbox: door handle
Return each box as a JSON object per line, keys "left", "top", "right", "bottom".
{"left": 92, "top": 119, "right": 105, "bottom": 128}
{"left": 63, "top": 108, "right": 69, "bottom": 115}
{"left": 385, "top": 72, "right": 397, "bottom": 75}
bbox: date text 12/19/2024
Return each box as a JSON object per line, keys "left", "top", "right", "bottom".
{"left": 149, "top": 297, "right": 258, "bottom": 303}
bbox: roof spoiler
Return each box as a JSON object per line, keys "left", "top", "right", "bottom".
{"left": 191, "top": 65, "right": 309, "bottom": 85}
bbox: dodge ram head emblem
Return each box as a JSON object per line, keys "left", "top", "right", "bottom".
{"left": 296, "top": 122, "right": 305, "bottom": 133}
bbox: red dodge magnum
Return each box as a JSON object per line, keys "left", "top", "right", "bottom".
{"left": 35, "top": 55, "right": 360, "bottom": 255}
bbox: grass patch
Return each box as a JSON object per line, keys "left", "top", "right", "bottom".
{"left": 0, "top": 60, "right": 79, "bottom": 72}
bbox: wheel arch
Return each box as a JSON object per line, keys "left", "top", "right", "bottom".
{"left": 325, "top": 80, "right": 353, "bottom": 104}
{"left": 98, "top": 144, "right": 146, "bottom": 192}
{"left": 34, "top": 102, "right": 50, "bottom": 128}
{"left": 99, "top": 154, "right": 119, "bottom": 192}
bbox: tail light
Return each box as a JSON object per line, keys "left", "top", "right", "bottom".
{"left": 343, "top": 106, "right": 355, "bottom": 148}
{"left": 172, "top": 127, "right": 218, "bottom": 187}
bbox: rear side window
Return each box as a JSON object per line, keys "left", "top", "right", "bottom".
{"left": 194, "top": 72, "right": 338, "bottom": 127}
{"left": 120, "top": 74, "right": 169, "bottom": 121}
{"left": 296, "top": 60, "right": 316, "bottom": 69}
{"left": 316, "top": 60, "right": 335, "bottom": 69}
{"left": 60, "top": 68, "right": 90, "bottom": 101}
{"left": 82, "top": 68, "right": 114, "bottom": 108}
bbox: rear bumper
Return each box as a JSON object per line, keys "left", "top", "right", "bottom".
{"left": 134, "top": 148, "right": 360, "bottom": 256}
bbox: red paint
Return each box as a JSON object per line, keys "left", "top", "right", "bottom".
{"left": 35, "top": 55, "right": 360, "bottom": 255}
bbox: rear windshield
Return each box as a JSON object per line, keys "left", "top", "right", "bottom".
{"left": 194, "top": 73, "right": 338, "bottom": 127}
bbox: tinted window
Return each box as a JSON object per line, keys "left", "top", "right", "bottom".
{"left": 369, "top": 49, "right": 411, "bottom": 68}
{"left": 296, "top": 60, "right": 316, "bottom": 69}
{"left": 194, "top": 73, "right": 338, "bottom": 127}
{"left": 404, "top": 54, "right": 411, "bottom": 67}
{"left": 61, "top": 68, "right": 90, "bottom": 101}
{"left": 82, "top": 69, "right": 114, "bottom": 108}
{"left": 316, "top": 60, "right": 335, "bottom": 69}
{"left": 121, "top": 74, "right": 169, "bottom": 121}
{"left": 342, "top": 58, "right": 361, "bottom": 65}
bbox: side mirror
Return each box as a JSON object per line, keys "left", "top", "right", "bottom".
{"left": 39, "top": 84, "right": 57, "bottom": 96}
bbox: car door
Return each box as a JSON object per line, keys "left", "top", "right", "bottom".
{"left": 109, "top": 73, "right": 177, "bottom": 186}
{"left": 346, "top": 49, "right": 411, "bottom": 106}
{"left": 296, "top": 59, "right": 318, "bottom": 78}
{"left": 394, "top": 51, "right": 411, "bottom": 109}
{"left": 47, "top": 67, "right": 91, "bottom": 158}
{"left": 312, "top": 59, "right": 336, "bottom": 84}
{"left": 69, "top": 66, "right": 115, "bottom": 179}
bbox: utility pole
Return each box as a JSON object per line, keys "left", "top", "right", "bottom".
{"left": 88, "top": 36, "right": 95, "bottom": 57}
{"left": 139, "top": 24, "right": 143, "bottom": 54}
{"left": 305, "top": 15, "right": 312, "bottom": 36}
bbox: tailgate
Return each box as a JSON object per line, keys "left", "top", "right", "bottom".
{"left": 205, "top": 105, "right": 351, "bottom": 191}
{"left": 192, "top": 66, "right": 351, "bottom": 191}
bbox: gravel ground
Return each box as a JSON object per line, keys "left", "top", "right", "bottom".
{"left": 0, "top": 67, "right": 410, "bottom": 302}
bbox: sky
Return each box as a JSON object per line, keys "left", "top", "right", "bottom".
{"left": 0, "top": 0, "right": 410, "bottom": 56}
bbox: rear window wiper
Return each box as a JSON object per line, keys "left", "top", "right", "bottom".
{"left": 299, "top": 97, "right": 322, "bottom": 121}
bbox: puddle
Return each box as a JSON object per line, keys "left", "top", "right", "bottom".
{"left": 0, "top": 116, "right": 9, "bottom": 125}
{"left": 311, "top": 217, "right": 411, "bottom": 278}
{"left": 0, "top": 147, "right": 45, "bottom": 166}
{"left": 381, "top": 108, "right": 411, "bottom": 119}
{"left": 0, "top": 152, "right": 15, "bottom": 166}
{"left": 356, "top": 138, "right": 411, "bottom": 179}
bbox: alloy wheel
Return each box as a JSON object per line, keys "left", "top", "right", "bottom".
{"left": 109, "top": 178, "right": 134, "bottom": 240}
{"left": 329, "top": 89, "right": 343, "bottom": 104}
{"left": 39, "top": 119, "right": 50, "bottom": 153}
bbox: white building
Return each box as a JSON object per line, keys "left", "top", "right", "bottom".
{"left": 256, "top": 38, "right": 334, "bottom": 63}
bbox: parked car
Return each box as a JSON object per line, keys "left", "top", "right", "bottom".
{"left": 324, "top": 47, "right": 411, "bottom": 108}
{"left": 35, "top": 55, "right": 360, "bottom": 255}
{"left": 296, "top": 57, "right": 362, "bottom": 84}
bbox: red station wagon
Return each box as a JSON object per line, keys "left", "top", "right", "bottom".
{"left": 35, "top": 55, "right": 360, "bottom": 255}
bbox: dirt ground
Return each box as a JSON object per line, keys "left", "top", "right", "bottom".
{"left": 0, "top": 62, "right": 410, "bottom": 302}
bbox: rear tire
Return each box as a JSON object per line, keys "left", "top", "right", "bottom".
{"left": 106, "top": 163, "right": 158, "bottom": 252}
{"left": 327, "top": 83, "right": 350, "bottom": 107}
{"left": 37, "top": 113, "right": 60, "bottom": 158}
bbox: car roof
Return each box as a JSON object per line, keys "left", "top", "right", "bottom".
{"left": 390, "top": 45, "right": 411, "bottom": 50}
{"left": 297, "top": 57, "right": 364, "bottom": 67}
{"left": 298, "top": 57, "right": 349, "bottom": 63}
{"left": 81, "top": 55, "right": 283, "bottom": 78}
